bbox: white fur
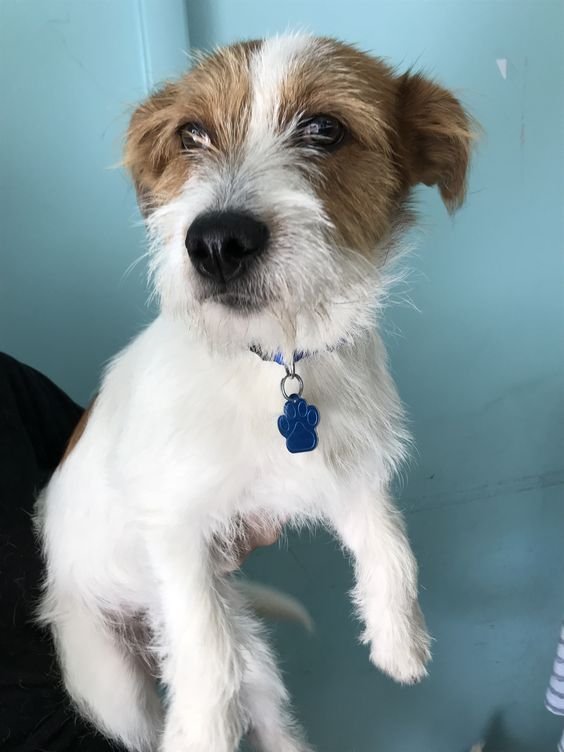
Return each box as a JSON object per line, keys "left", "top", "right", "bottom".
{"left": 37, "top": 35, "right": 431, "bottom": 752}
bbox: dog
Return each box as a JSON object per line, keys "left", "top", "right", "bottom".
{"left": 36, "top": 33, "right": 473, "bottom": 752}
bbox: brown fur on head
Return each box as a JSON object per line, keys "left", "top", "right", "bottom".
{"left": 124, "top": 41, "right": 261, "bottom": 214}
{"left": 125, "top": 37, "right": 473, "bottom": 225}
{"left": 123, "top": 34, "right": 474, "bottom": 354}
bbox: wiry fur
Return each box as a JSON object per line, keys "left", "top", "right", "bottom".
{"left": 37, "top": 33, "right": 473, "bottom": 751}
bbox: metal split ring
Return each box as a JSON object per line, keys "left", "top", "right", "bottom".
{"left": 280, "top": 363, "right": 304, "bottom": 400}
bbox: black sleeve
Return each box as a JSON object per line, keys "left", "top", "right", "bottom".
{"left": 0, "top": 353, "right": 119, "bottom": 751}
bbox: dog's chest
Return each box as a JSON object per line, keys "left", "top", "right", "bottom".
{"left": 180, "top": 369, "right": 345, "bottom": 515}
{"left": 163, "top": 360, "right": 333, "bottom": 469}
{"left": 118, "top": 356, "right": 354, "bottom": 511}
{"left": 110, "top": 322, "right": 400, "bottom": 514}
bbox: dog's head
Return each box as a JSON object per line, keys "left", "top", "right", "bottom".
{"left": 125, "top": 34, "right": 473, "bottom": 356}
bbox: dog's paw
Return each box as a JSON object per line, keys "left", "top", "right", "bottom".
{"left": 162, "top": 713, "right": 241, "bottom": 752}
{"left": 367, "top": 607, "right": 432, "bottom": 685}
{"left": 162, "top": 727, "right": 232, "bottom": 752}
{"left": 248, "top": 728, "right": 316, "bottom": 752}
{"left": 277, "top": 395, "right": 319, "bottom": 453}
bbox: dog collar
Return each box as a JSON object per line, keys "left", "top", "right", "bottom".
{"left": 250, "top": 345, "right": 319, "bottom": 454}
{"left": 249, "top": 344, "right": 308, "bottom": 367}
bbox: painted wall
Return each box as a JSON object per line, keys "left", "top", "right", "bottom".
{"left": 1, "top": 1, "right": 563, "bottom": 751}
{"left": 0, "top": 0, "right": 190, "bottom": 402}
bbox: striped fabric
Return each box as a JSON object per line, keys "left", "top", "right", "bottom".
{"left": 546, "top": 622, "right": 564, "bottom": 752}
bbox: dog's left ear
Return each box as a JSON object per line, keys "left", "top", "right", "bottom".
{"left": 397, "top": 72, "right": 474, "bottom": 212}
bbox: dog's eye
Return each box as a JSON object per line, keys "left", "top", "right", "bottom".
{"left": 179, "top": 122, "right": 211, "bottom": 150}
{"left": 297, "top": 115, "right": 345, "bottom": 149}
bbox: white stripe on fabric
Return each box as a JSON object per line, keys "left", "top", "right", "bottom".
{"left": 547, "top": 623, "right": 564, "bottom": 717}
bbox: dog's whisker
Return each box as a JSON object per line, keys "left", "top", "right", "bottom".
{"left": 121, "top": 251, "right": 151, "bottom": 281}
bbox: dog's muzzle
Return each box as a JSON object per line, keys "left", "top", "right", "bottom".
{"left": 185, "top": 211, "right": 269, "bottom": 285}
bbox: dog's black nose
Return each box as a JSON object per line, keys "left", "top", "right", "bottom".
{"left": 185, "top": 211, "right": 269, "bottom": 284}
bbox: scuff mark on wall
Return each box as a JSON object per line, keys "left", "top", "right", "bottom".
{"left": 496, "top": 58, "right": 508, "bottom": 79}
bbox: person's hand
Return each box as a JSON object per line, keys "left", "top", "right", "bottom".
{"left": 220, "top": 516, "right": 283, "bottom": 572}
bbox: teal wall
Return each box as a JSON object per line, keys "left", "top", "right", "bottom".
{"left": 0, "top": 0, "right": 190, "bottom": 401}
{"left": 2, "top": 2, "right": 564, "bottom": 751}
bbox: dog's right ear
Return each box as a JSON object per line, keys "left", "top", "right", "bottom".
{"left": 124, "top": 82, "right": 180, "bottom": 216}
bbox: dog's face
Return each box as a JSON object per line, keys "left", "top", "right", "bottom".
{"left": 125, "top": 34, "right": 472, "bottom": 355}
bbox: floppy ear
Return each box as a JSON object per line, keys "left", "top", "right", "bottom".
{"left": 397, "top": 72, "right": 474, "bottom": 212}
{"left": 123, "top": 82, "right": 180, "bottom": 215}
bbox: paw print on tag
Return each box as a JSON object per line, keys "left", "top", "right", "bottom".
{"left": 277, "top": 394, "right": 319, "bottom": 453}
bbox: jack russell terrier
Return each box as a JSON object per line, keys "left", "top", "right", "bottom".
{"left": 37, "top": 33, "right": 473, "bottom": 752}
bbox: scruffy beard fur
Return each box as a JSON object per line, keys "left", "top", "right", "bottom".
{"left": 144, "top": 108, "right": 395, "bottom": 360}
{"left": 146, "top": 176, "right": 409, "bottom": 360}
{"left": 36, "top": 33, "right": 473, "bottom": 752}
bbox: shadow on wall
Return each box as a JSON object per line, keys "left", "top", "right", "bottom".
{"left": 472, "top": 711, "right": 532, "bottom": 752}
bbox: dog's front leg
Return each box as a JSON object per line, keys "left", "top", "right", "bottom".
{"left": 330, "top": 483, "right": 432, "bottom": 684}
{"left": 147, "top": 527, "right": 246, "bottom": 752}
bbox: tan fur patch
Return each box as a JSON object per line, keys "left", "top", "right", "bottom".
{"left": 276, "top": 40, "right": 403, "bottom": 253}
{"left": 124, "top": 41, "right": 261, "bottom": 212}
{"left": 60, "top": 398, "right": 96, "bottom": 464}
{"left": 124, "top": 36, "right": 473, "bottom": 249}
{"left": 275, "top": 39, "right": 473, "bottom": 253}
{"left": 396, "top": 71, "right": 475, "bottom": 212}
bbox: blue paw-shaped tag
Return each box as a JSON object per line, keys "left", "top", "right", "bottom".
{"left": 277, "top": 394, "right": 319, "bottom": 453}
